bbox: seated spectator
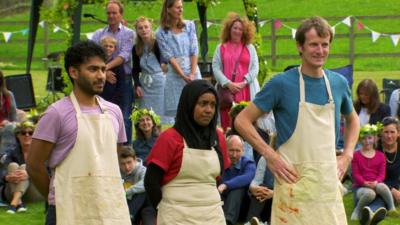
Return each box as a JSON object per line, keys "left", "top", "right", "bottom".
{"left": 227, "top": 101, "right": 272, "bottom": 162}
{"left": 119, "top": 146, "right": 156, "bottom": 225}
{"left": 0, "top": 121, "right": 35, "bottom": 213}
{"left": 351, "top": 123, "right": 399, "bottom": 221}
{"left": 354, "top": 79, "right": 390, "bottom": 126}
{"left": 245, "top": 156, "right": 274, "bottom": 225}
{"left": 362, "top": 116, "right": 400, "bottom": 224}
{"left": 389, "top": 88, "right": 399, "bottom": 119}
{"left": 131, "top": 108, "right": 160, "bottom": 163}
{"left": 218, "top": 135, "right": 256, "bottom": 225}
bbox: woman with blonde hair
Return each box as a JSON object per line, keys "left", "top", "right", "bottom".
{"left": 132, "top": 16, "right": 171, "bottom": 124}
{"left": 156, "top": 0, "right": 201, "bottom": 119}
{"left": 212, "top": 12, "right": 260, "bottom": 131}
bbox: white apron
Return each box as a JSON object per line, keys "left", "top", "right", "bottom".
{"left": 157, "top": 140, "right": 225, "bottom": 225}
{"left": 54, "top": 92, "right": 130, "bottom": 225}
{"left": 271, "top": 67, "right": 347, "bottom": 225}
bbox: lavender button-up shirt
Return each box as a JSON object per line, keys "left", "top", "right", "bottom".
{"left": 92, "top": 23, "right": 136, "bottom": 74}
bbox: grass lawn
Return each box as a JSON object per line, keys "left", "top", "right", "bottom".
{"left": 0, "top": 193, "right": 399, "bottom": 224}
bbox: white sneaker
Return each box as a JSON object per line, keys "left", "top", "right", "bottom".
{"left": 351, "top": 210, "right": 360, "bottom": 220}
{"left": 249, "top": 217, "right": 261, "bottom": 225}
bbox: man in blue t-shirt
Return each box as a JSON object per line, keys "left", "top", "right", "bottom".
{"left": 235, "top": 16, "right": 359, "bottom": 225}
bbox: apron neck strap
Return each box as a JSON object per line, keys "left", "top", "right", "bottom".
{"left": 70, "top": 92, "right": 107, "bottom": 114}
{"left": 298, "top": 66, "right": 333, "bottom": 103}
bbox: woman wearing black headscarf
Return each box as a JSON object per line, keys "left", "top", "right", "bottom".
{"left": 144, "top": 80, "right": 230, "bottom": 225}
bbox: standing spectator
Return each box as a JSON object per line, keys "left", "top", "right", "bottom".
{"left": 218, "top": 135, "right": 256, "bottom": 225}
{"left": 235, "top": 16, "right": 360, "bottom": 225}
{"left": 132, "top": 17, "right": 171, "bottom": 124}
{"left": 156, "top": 0, "right": 201, "bottom": 119}
{"left": 131, "top": 108, "right": 160, "bottom": 163}
{"left": 99, "top": 36, "right": 127, "bottom": 105}
{"left": 354, "top": 79, "right": 391, "bottom": 126}
{"left": 144, "top": 80, "right": 230, "bottom": 225}
{"left": 0, "top": 121, "right": 34, "bottom": 214}
{"left": 0, "top": 70, "right": 17, "bottom": 127}
{"left": 212, "top": 12, "right": 260, "bottom": 131}
{"left": 92, "top": 0, "right": 135, "bottom": 144}
{"left": 351, "top": 123, "right": 398, "bottom": 221}
{"left": 27, "top": 41, "right": 130, "bottom": 225}
{"left": 119, "top": 146, "right": 156, "bottom": 225}
{"left": 389, "top": 88, "right": 399, "bottom": 119}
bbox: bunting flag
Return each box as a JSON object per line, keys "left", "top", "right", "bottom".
{"left": 372, "top": 31, "right": 381, "bottom": 42}
{"left": 21, "top": 28, "right": 29, "bottom": 36}
{"left": 39, "top": 20, "right": 45, "bottom": 28}
{"left": 274, "top": 20, "right": 282, "bottom": 29}
{"left": 291, "top": 29, "right": 297, "bottom": 39}
{"left": 391, "top": 34, "right": 400, "bottom": 46}
{"left": 206, "top": 21, "right": 213, "bottom": 28}
{"left": 357, "top": 21, "right": 364, "bottom": 30}
{"left": 86, "top": 32, "right": 94, "bottom": 40}
{"left": 258, "top": 20, "right": 267, "bottom": 27}
{"left": 3, "top": 32, "right": 12, "bottom": 43}
{"left": 342, "top": 16, "right": 352, "bottom": 27}
{"left": 53, "top": 25, "right": 60, "bottom": 33}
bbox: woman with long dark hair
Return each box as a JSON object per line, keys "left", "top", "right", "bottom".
{"left": 144, "top": 80, "right": 230, "bottom": 225}
{"left": 354, "top": 79, "right": 390, "bottom": 126}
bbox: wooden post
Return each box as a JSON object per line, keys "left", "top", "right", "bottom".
{"left": 271, "top": 19, "right": 277, "bottom": 67}
{"left": 44, "top": 21, "right": 48, "bottom": 69}
{"left": 349, "top": 17, "right": 355, "bottom": 65}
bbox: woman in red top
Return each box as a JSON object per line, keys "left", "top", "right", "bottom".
{"left": 0, "top": 70, "right": 17, "bottom": 126}
{"left": 145, "top": 80, "right": 230, "bottom": 225}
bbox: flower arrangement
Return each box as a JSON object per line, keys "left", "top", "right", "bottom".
{"left": 130, "top": 108, "right": 161, "bottom": 125}
{"left": 359, "top": 122, "right": 383, "bottom": 139}
{"left": 229, "top": 101, "right": 249, "bottom": 118}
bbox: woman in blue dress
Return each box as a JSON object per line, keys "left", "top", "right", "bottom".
{"left": 156, "top": 0, "right": 201, "bottom": 118}
{"left": 132, "top": 17, "right": 172, "bottom": 124}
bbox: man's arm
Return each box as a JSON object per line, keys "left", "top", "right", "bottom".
{"left": 337, "top": 110, "right": 359, "bottom": 180}
{"left": 106, "top": 56, "right": 125, "bottom": 71}
{"left": 235, "top": 103, "right": 298, "bottom": 184}
{"left": 27, "top": 139, "right": 54, "bottom": 198}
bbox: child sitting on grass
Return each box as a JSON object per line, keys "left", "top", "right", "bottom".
{"left": 119, "top": 146, "right": 155, "bottom": 225}
{"left": 351, "top": 123, "right": 400, "bottom": 221}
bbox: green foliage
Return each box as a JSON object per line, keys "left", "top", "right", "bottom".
{"left": 194, "top": 0, "right": 220, "bottom": 7}
{"left": 253, "top": 33, "right": 269, "bottom": 85}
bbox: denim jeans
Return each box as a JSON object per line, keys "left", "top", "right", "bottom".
{"left": 45, "top": 205, "right": 56, "bottom": 225}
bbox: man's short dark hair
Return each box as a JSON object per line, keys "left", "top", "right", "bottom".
{"left": 295, "top": 16, "right": 333, "bottom": 46}
{"left": 106, "top": 0, "right": 124, "bottom": 14}
{"left": 64, "top": 40, "right": 106, "bottom": 83}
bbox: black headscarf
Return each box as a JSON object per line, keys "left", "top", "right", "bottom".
{"left": 173, "top": 80, "right": 224, "bottom": 173}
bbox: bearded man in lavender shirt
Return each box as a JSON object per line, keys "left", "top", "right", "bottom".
{"left": 91, "top": 0, "right": 136, "bottom": 145}
{"left": 27, "top": 41, "right": 130, "bottom": 225}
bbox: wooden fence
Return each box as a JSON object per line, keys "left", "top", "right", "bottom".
{"left": 0, "top": 15, "right": 399, "bottom": 67}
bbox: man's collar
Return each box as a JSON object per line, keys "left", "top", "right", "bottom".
{"left": 107, "top": 23, "right": 123, "bottom": 32}
{"left": 232, "top": 157, "right": 243, "bottom": 169}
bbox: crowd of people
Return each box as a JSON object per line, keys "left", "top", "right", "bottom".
{"left": 0, "top": 0, "right": 399, "bottom": 225}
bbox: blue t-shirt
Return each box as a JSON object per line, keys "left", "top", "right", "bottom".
{"left": 253, "top": 67, "right": 353, "bottom": 148}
